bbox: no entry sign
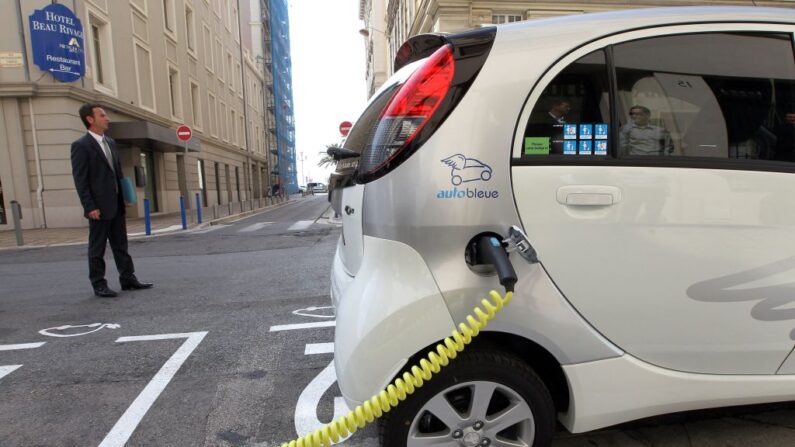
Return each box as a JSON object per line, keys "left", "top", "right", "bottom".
{"left": 339, "top": 121, "right": 352, "bottom": 137}
{"left": 176, "top": 125, "right": 192, "bottom": 142}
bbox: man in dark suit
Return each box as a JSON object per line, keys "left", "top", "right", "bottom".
{"left": 71, "top": 104, "right": 153, "bottom": 297}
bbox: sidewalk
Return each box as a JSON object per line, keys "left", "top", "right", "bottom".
{"left": 0, "top": 195, "right": 300, "bottom": 250}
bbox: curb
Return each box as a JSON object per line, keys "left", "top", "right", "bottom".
{"left": 0, "top": 198, "right": 298, "bottom": 251}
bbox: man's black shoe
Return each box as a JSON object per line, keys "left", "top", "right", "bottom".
{"left": 120, "top": 279, "right": 154, "bottom": 291}
{"left": 94, "top": 286, "right": 118, "bottom": 298}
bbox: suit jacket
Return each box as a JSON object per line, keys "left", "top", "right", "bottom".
{"left": 70, "top": 133, "right": 125, "bottom": 220}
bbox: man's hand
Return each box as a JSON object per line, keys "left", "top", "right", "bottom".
{"left": 88, "top": 209, "right": 101, "bottom": 220}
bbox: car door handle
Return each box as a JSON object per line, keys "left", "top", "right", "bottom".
{"left": 556, "top": 185, "right": 622, "bottom": 206}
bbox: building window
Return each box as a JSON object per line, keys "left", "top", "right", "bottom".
{"left": 230, "top": 109, "right": 237, "bottom": 144}
{"left": 208, "top": 92, "right": 217, "bottom": 137}
{"left": 235, "top": 62, "right": 242, "bottom": 94}
{"left": 134, "top": 40, "right": 155, "bottom": 111}
{"left": 215, "top": 38, "right": 224, "bottom": 82}
{"left": 190, "top": 81, "right": 201, "bottom": 129}
{"left": 185, "top": 4, "right": 196, "bottom": 53}
{"left": 203, "top": 24, "right": 213, "bottom": 73}
{"left": 162, "top": 0, "right": 176, "bottom": 35}
{"left": 168, "top": 65, "right": 182, "bottom": 119}
{"left": 492, "top": 14, "right": 522, "bottom": 24}
{"left": 223, "top": 0, "right": 231, "bottom": 30}
{"left": 220, "top": 102, "right": 227, "bottom": 141}
{"left": 227, "top": 52, "right": 234, "bottom": 91}
{"left": 91, "top": 24, "right": 104, "bottom": 84}
{"left": 87, "top": 12, "right": 115, "bottom": 94}
{"left": 238, "top": 115, "right": 244, "bottom": 148}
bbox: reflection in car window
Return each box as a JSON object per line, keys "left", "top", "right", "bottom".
{"left": 614, "top": 32, "right": 795, "bottom": 161}
{"left": 522, "top": 50, "right": 610, "bottom": 156}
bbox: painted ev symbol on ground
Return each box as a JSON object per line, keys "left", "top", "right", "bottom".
{"left": 270, "top": 312, "right": 350, "bottom": 444}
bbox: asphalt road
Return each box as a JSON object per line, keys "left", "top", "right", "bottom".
{"left": 0, "top": 195, "right": 794, "bottom": 447}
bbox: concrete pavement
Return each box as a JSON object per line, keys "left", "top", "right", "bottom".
{"left": 0, "top": 195, "right": 300, "bottom": 250}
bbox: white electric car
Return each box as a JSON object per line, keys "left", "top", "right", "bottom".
{"left": 330, "top": 7, "right": 795, "bottom": 447}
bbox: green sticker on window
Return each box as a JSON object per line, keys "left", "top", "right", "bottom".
{"left": 524, "top": 137, "right": 550, "bottom": 155}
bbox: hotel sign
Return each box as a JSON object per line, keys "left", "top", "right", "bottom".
{"left": 29, "top": 4, "right": 85, "bottom": 82}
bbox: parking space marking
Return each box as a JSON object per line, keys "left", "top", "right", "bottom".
{"left": 296, "top": 342, "right": 350, "bottom": 444}
{"left": 238, "top": 222, "right": 273, "bottom": 233}
{"left": 0, "top": 342, "right": 46, "bottom": 351}
{"left": 293, "top": 306, "right": 335, "bottom": 319}
{"left": 98, "top": 332, "right": 208, "bottom": 447}
{"left": 0, "top": 342, "right": 45, "bottom": 382}
{"left": 39, "top": 323, "right": 120, "bottom": 338}
{"left": 0, "top": 365, "right": 22, "bottom": 381}
{"left": 269, "top": 321, "right": 336, "bottom": 332}
{"left": 304, "top": 343, "right": 334, "bottom": 355}
{"left": 288, "top": 220, "right": 314, "bottom": 231}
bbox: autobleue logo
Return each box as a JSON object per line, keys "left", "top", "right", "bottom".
{"left": 437, "top": 154, "right": 499, "bottom": 199}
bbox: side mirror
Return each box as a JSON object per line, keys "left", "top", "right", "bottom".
{"left": 327, "top": 146, "right": 360, "bottom": 161}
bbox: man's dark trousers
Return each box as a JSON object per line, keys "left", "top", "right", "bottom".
{"left": 88, "top": 212, "right": 135, "bottom": 288}
{"left": 71, "top": 133, "right": 137, "bottom": 289}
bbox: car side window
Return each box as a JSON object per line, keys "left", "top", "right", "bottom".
{"left": 614, "top": 32, "right": 795, "bottom": 161}
{"left": 522, "top": 50, "right": 611, "bottom": 156}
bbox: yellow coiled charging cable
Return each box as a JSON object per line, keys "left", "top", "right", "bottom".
{"left": 280, "top": 289, "right": 513, "bottom": 447}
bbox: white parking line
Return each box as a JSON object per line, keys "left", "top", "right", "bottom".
{"left": 0, "top": 342, "right": 46, "bottom": 351}
{"left": 238, "top": 222, "right": 273, "bottom": 232}
{"left": 304, "top": 343, "right": 334, "bottom": 355}
{"left": 0, "top": 365, "right": 22, "bottom": 381}
{"left": 98, "top": 332, "right": 207, "bottom": 447}
{"left": 288, "top": 220, "right": 314, "bottom": 231}
{"left": 269, "top": 321, "right": 336, "bottom": 332}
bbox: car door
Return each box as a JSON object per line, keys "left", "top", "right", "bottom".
{"left": 512, "top": 26, "right": 795, "bottom": 375}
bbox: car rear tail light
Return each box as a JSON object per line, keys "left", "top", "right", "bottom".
{"left": 357, "top": 45, "right": 455, "bottom": 180}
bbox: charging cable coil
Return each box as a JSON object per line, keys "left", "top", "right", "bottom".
{"left": 281, "top": 289, "right": 513, "bottom": 447}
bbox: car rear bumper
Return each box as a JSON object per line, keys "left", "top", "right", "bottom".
{"left": 332, "top": 235, "right": 456, "bottom": 409}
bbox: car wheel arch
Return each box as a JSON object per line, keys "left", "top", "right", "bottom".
{"left": 393, "top": 330, "right": 570, "bottom": 414}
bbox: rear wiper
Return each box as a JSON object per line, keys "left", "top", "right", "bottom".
{"left": 327, "top": 146, "right": 360, "bottom": 161}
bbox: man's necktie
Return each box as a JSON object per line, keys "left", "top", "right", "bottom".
{"left": 101, "top": 137, "right": 118, "bottom": 192}
{"left": 101, "top": 137, "right": 114, "bottom": 172}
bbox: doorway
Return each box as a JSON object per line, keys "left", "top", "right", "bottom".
{"left": 0, "top": 175, "right": 6, "bottom": 225}
{"left": 140, "top": 151, "right": 159, "bottom": 212}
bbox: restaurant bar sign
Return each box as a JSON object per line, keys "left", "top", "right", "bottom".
{"left": 29, "top": 4, "right": 85, "bottom": 82}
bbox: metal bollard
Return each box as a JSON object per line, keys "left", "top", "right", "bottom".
{"left": 10, "top": 200, "right": 23, "bottom": 246}
{"left": 195, "top": 193, "right": 202, "bottom": 224}
{"left": 228, "top": 202, "right": 232, "bottom": 216}
{"left": 144, "top": 198, "right": 151, "bottom": 235}
{"left": 213, "top": 204, "right": 218, "bottom": 220}
{"left": 179, "top": 196, "right": 187, "bottom": 230}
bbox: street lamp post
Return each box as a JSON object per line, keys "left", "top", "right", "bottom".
{"left": 299, "top": 151, "right": 306, "bottom": 186}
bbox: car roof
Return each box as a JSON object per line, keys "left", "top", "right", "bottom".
{"left": 494, "top": 6, "right": 794, "bottom": 44}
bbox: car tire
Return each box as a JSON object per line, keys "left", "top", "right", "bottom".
{"left": 379, "top": 349, "right": 555, "bottom": 447}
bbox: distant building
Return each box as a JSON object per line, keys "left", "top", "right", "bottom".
{"left": 361, "top": 0, "right": 793, "bottom": 98}
{"left": 268, "top": 0, "right": 297, "bottom": 194}
{"left": 0, "top": 0, "right": 286, "bottom": 230}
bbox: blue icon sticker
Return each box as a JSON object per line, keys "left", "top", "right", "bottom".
{"left": 563, "top": 124, "right": 577, "bottom": 140}
{"left": 578, "top": 140, "right": 593, "bottom": 155}
{"left": 595, "top": 124, "right": 608, "bottom": 140}
{"left": 563, "top": 141, "right": 577, "bottom": 155}
{"left": 579, "top": 124, "right": 593, "bottom": 139}
{"left": 595, "top": 140, "right": 608, "bottom": 155}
